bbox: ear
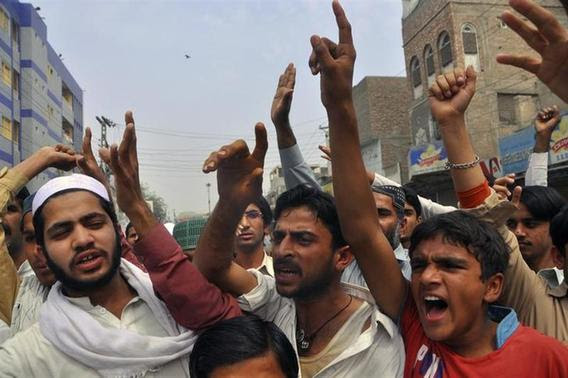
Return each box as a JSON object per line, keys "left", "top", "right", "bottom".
{"left": 334, "top": 245, "right": 354, "bottom": 271}
{"left": 551, "top": 245, "right": 565, "bottom": 270}
{"left": 483, "top": 272, "right": 504, "bottom": 304}
{"left": 417, "top": 215, "right": 423, "bottom": 224}
{"left": 263, "top": 224, "right": 271, "bottom": 236}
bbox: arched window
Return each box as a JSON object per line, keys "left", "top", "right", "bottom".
{"left": 410, "top": 56, "right": 423, "bottom": 99}
{"left": 424, "top": 45, "right": 435, "bottom": 86}
{"left": 438, "top": 31, "right": 453, "bottom": 71}
{"left": 462, "top": 23, "right": 480, "bottom": 71}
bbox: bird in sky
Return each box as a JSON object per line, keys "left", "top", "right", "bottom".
{"left": 184, "top": 54, "right": 191, "bottom": 59}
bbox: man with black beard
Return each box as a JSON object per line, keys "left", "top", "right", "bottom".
{"left": 0, "top": 112, "right": 238, "bottom": 377}
{"left": 2, "top": 188, "right": 28, "bottom": 271}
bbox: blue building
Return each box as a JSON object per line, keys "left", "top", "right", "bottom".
{"left": 0, "top": 0, "right": 82, "bottom": 190}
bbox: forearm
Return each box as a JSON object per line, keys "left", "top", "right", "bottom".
{"left": 122, "top": 202, "right": 158, "bottom": 240}
{"left": 280, "top": 144, "right": 321, "bottom": 190}
{"left": 193, "top": 198, "right": 246, "bottom": 279}
{"left": 439, "top": 117, "right": 486, "bottom": 192}
{"left": 274, "top": 120, "right": 297, "bottom": 149}
{"left": 534, "top": 131, "right": 553, "bottom": 153}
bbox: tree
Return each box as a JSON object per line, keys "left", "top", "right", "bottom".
{"left": 141, "top": 183, "right": 169, "bottom": 223}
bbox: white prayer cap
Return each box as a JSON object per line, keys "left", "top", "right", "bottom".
{"left": 32, "top": 174, "right": 110, "bottom": 215}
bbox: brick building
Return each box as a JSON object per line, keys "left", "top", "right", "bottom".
{"left": 353, "top": 76, "right": 411, "bottom": 183}
{"left": 402, "top": 0, "right": 568, "bottom": 203}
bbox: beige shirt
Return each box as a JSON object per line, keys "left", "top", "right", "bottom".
{"left": 0, "top": 296, "right": 189, "bottom": 376}
{"left": 466, "top": 191, "right": 568, "bottom": 344}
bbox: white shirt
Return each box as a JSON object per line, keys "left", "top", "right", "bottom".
{"left": 0, "top": 319, "right": 9, "bottom": 345}
{"left": 257, "top": 252, "right": 274, "bottom": 277}
{"left": 10, "top": 261, "right": 49, "bottom": 337}
{"left": 0, "top": 295, "right": 188, "bottom": 377}
{"left": 238, "top": 270, "right": 405, "bottom": 378}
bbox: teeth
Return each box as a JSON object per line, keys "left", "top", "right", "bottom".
{"left": 79, "top": 255, "right": 96, "bottom": 264}
{"left": 424, "top": 296, "right": 441, "bottom": 301}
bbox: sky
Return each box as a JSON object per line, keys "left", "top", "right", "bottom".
{"left": 32, "top": 0, "right": 406, "bottom": 217}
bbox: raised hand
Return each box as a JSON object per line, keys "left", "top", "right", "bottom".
{"left": 309, "top": 0, "right": 356, "bottom": 107}
{"left": 318, "top": 144, "right": 332, "bottom": 161}
{"left": 45, "top": 144, "right": 78, "bottom": 171}
{"left": 496, "top": 0, "right": 568, "bottom": 103}
{"left": 271, "top": 63, "right": 296, "bottom": 128}
{"left": 492, "top": 173, "right": 516, "bottom": 199}
{"left": 77, "top": 127, "right": 110, "bottom": 190}
{"left": 202, "top": 123, "right": 267, "bottom": 205}
{"left": 103, "top": 112, "right": 150, "bottom": 222}
{"left": 535, "top": 106, "right": 560, "bottom": 134}
{"left": 428, "top": 66, "right": 476, "bottom": 126}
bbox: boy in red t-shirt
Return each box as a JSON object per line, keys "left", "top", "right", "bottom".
{"left": 317, "top": 10, "right": 568, "bottom": 373}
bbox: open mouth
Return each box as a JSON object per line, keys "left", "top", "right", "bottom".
{"left": 74, "top": 251, "right": 104, "bottom": 272}
{"left": 424, "top": 295, "right": 448, "bottom": 321}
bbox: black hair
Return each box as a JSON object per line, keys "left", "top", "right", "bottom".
{"left": 189, "top": 315, "right": 298, "bottom": 378}
{"left": 520, "top": 186, "right": 566, "bottom": 222}
{"left": 33, "top": 189, "right": 118, "bottom": 249}
{"left": 252, "top": 196, "right": 273, "bottom": 226}
{"left": 402, "top": 185, "right": 422, "bottom": 218}
{"left": 274, "top": 184, "right": 347, "bottom": 250}
{"left": 550, "top": 205, "right": 568, "bottom": 255}
{"left": 409, "top": 211, "right": 510, "bottom": 281}
{"left": 125, "top": 222, "right": 135, "bottom": 236}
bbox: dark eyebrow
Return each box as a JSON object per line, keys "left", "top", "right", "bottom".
{"left": 80, "top": 212, "right": 107, "bottom": 223}
{"left": 431, "top": 255, "right": 469, "bottom": 268}
{"left": 289, "top": 230, "right": 317, "bottom": 239}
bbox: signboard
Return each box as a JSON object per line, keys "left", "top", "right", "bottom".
{"left": 550, "top": 115, "right": 568, "bottom": 165}
{"left": 480, "top": 157, "right": 503, "bottom": 180}
{"left": 498, "top": 126, "right": 535, "bottom": 175}
{"left": 409, "top": 141, "right": 448, "bottom": 176}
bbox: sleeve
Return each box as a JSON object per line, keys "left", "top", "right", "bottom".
{"left": 279, "top": 144, "right": 321, "bottom": 190}
{"left": 463, "top": 191, "right": 553, "bottom": 330}
{"left": 237, "top": 269, "right": 286, "bottom": 322}
{"left": 372, "top": 172, "right": 456, "bottom": 220}
{"left": 0, "top": 336, "right": 28, "bottom": 377}
{"left": 400, "top": 293, "right": 422, "bottom": 344}
{"left": 0, "top": 168, "right": 28, "bottom": 325}
{"left": 134, "top": 223, "right": 242, "bottom": 330}
{"left": 525, "top": 152, "right": 548, "bottom": 187}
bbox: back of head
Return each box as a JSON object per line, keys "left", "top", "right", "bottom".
{"left": 550, "top": 205, "right": 568, "bottom": 255}
{"left": 520, "top": 186, "right": 566, "bottom": 222}
{"left": 189, "top": 315, "right": 298, "bottom": 378}
{"left": 274, "top": 184, "right": 346, "bottom": 249}
{"left": 402, "top": 185, "right": 422, "bottom": 218}
{"left": 409, "top": 211, "right": 510, "bottom": 280}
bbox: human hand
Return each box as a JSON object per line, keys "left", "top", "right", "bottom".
{"left": 319, "top": 144, "right": 331, "bottom": 161}
{"left": 535, "top": 106, "right": 560, "bottom": 135}
{"left": 492, "top": 173, "right": 516, "bottom": 199}
{"left": 496, "top": 0, "right": 568, "bottom": 103}
{"left": 41, "top": 144, "right": 78, "bottom": 171}
{"left": 428, "top": 66, "right": 476, "bottom": 126}
{"left": 309, "top": 0, "right": 356, "bottom": 108}
{"left": 271, "top": 63, "right": 296, "bottom": 128}
{"left": 202, "top": 123, "right": 267, "bottom": 204}
{"left": 77, "top": 127, "right": 110, "bottom": 191}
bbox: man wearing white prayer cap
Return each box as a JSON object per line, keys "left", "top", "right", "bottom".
{"left": 0, "top": 113, "right": 210, "bottom": 377}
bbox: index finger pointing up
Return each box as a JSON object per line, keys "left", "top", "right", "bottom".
{"left": 252, "top": 122, "right": 268, "bottom": 164}
{"left": 332, "top": 0, "right": 353, "bottom": 45}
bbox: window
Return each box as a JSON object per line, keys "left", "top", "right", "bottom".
{"left": 62, "top": 119, "right": 73, "bottom": 144}
{"left": 0, "top": 8, "right": 8, "bottom": 34}
{"left": 462, "top": 24, "right": 480, "bottom": 71}
{"left": 1, "top": 116, "right": 11, "bottom": 140}
{"left": 438, "top": 31, "right": 453, "bottom": 71}
{"left": 11, "top": 20, "right": 18, "bottom": 45}
{"left": 12, "top": 120, "right": 19, "bottom": 144}
{"left": 12, "top": 69, "right": 19, "bottom": 97}
{"left": 2, "top": 62, "right": 10, "bottom": 87}
{"left": 47, "top": 64, "right": 54, "bottom": 79}
{"left": 424, "top": 45, "right": 435, "bottom": 86}
{"left": 410, "top": 56, "right": 423, "bottom": 99}
{"left": 47, "top": 104, "right": 54, "bottom": 120}
{"left": 62, "top": 84, "right": 73, "bottom": 110}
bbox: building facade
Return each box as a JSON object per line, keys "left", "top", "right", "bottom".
{"left": 353, "top": 76, "right": 411, "bottom": 184}
{"left": 402, "top": 0, "right": 568, "bottom": 203}
{"left": 0, "top": 0, "right": 82, "bottom": 191}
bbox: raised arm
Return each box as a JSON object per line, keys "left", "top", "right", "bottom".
{"left": 309, "top": 0, "right": 406, "bottom": 320}
{"left": 103, "top": 111, "right": 242, "bottom": 327}
{"left": 496, "top": 0, "right": 568, "bottom": 103}
{"left": 271, "top": 63, "right": 321, "bottom": 190}
{"left": 193, "top": 124, "right": 267, "bottom": 296}
{"left": 525, "top": 106, "right": 560, "bottom": 186}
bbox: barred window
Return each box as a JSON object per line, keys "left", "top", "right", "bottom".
{"left": 424, "top": 45, "right": 435, "bottom": 76}
{"left": 438, "top": 32, "right": 453, "bottom": 68}
{"left": 410, "top": 57, "right": 421, "bottom": 87}
{"left": 462, "top": 24, "right": 478, "bottom": 54}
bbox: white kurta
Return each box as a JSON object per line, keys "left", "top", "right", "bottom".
{"left": 0, "top": 295, "right": 188, "bottom": 377}
{"left": 10, "top": 261, "right": 49, "bottom": 337}
{"left": 238, "top": 269, "right": 405, "bottom": 378}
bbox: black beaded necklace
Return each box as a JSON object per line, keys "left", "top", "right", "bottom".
{"left": 296, "top": 295, "right": 353, "bottom": 353}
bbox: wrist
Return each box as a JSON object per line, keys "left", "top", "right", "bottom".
{"left": 124, "top": 201, "right": 157, "bottom": 237}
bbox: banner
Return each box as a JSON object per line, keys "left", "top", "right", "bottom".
{"left": 409, "top": 142, "right": 447, "bottom": 176}
{"left": 498, "top": 126, "right": 535, "bottom": 175}
{"left": 549, "top": 115, "right": 568, "bottom": 165}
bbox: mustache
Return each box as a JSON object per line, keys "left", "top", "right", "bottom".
{"left": 274, "top": 257, "right": 301, "bottom": 272}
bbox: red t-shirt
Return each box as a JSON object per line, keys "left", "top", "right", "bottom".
{"left": 401, "top": 296, "right": 568, "bottom": 377}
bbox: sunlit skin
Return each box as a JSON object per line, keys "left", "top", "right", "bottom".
{"left": 22, "top": 212, "right": 55, "bottom": 286}
{"left": 41, "top": 191, "right": 118, "bottom": 294}
{"left": 126, "top": 226, "right": 138, "bottom": 246}
{"left": 234, "top": 204, "right": 269, "bottom": 270}
{"left": 400, "top": 203, "right": 421, "bottom": 249}
{"left": 271, "top": 206, "right": 351, "bottom": 299}
{"left": 210, "top": 351, "right": 286, "bottom": 378}
{"left": 373, "top": 192, "right": 400, "bottom": 248}
{"left": 3, "top": 198, "right": 24, "bottom": 267}
{"left": 506, "top": 203, "right": 555, "bottom": 272}
{"left": 410, "top": 235, "right": 503, "bottom": 357}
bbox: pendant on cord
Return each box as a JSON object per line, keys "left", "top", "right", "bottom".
{"left": 296, "top": 329, "right": 310, "bottom": 352}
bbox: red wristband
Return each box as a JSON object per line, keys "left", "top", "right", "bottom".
{"left": 457, "top": 181, "right": 491, "bottom": 209}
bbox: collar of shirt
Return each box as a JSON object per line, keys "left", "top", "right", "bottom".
{"left": 538, "top": 267, "right": 565, "bottom": 290}
{"left": 487, "top": 305, "right": 520, "bottom": 348}
{"left": 257, "top": 252, "right": 274, "bottom": 277}
{"left": 17, "top": 260, "right": 34, "bottom": 279}
{"left": 393, "top": 244, "right": 409, "bottom": 262}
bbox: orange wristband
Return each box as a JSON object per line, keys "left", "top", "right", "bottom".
{"left": 457, "top": 181, "right": 491, "bottom": 209}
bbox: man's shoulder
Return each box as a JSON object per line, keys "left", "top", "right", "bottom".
{"left": 507, "top": 325, "right": 568, "bottom": 356}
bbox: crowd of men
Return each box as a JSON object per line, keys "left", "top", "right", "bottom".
{"left": 0, "top": 0, "right": 568, "bottom": 376}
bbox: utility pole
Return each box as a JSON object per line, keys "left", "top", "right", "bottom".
{"left": 206, "top": 183, "right": 211, "bottom": 216}
{"left": 95, "top": 116, "right": 116, "bottom": 183}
